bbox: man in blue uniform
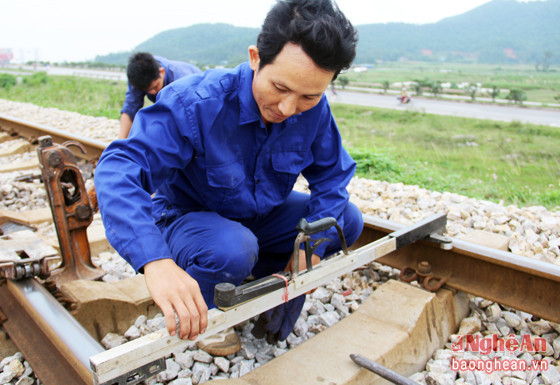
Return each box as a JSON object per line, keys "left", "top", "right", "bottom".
{"left": 95, "top": 0, "right": 362, "bottom": 355}
{"left": 119, "top": 52, "right": 201, "bottom": 138}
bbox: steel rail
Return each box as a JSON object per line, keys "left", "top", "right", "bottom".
{"left": 0, "top": 278, "right": 104, "bottom": 385}
{"left": 0, "top": 113, "right": 108, "bottom": 161}
{"left": 357, "top": 214, "right": 560, "bottom": 324}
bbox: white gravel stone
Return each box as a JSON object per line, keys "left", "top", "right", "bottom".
{"left": 101, "top": 332, "right": 127, "bottom": 349}
{"left": 168, "top": 378, "right": 192, "bottom": 385}
{"left": 273, "top": 346, "right": 287, "bottom": 357}
{"left": 318, "top": 310, "right": 340, "bottom": 327}
{"left": 174, "top": 351, "right": 195, "bottom": 370}
{"left": 504, "top": 311, "right": 524, "bottom": 329}
{"left": 239, "top": 341, "right": 258, "bottom": 360}
{"left": 191, "top": 362, "right": 212, "bottom": 384}
{"left": 458, "top": 316, "right": 482, "bottom": 335}
{"left": 147, "top": 314, "right": 167, "bottom": 332}
{"left": 529, "top": 320, "right": 554, "bottom": 336}
{"left": 503, "top": 377, "right": 528, "bottom": 385}
{"left": 311, "top": 286, "right": 331, "bottom": 303}
{"left": 292, "top": 317, "right": 309, "bottom": 338}
{"left": 425, "top": 359, "right": 451, "bottom": 374}
{"left": 157, "top": 359, "right": 181, "bottom": 382}
{"left": 552, "top": 337, "right": 560, "bottom": 359}
{"left": 425, "top": 371, "right": 455, "bottom": 385}
{"left": 541, "top": 365, "right": 560, "bottom": 385}
{"left": 238, "top": 360, "right": 254, "bottom": 377}
{"left": 214, "top": 357, "right": 230, "bottom": 373}
{"left": 486, "top": 303, "right": 503, "bottom": 322}
{"left": 193, "top": 350, "right": 213, "bottom": 364}
{"left": 177, "top": 368, "right": 192, "bottom": 379}
{"left": 124, "top": 325, "right": 141, "bottom": 340}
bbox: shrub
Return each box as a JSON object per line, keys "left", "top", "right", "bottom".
{"left": 22, "top": 72, "right": 49, "bottom": 86}
{"left": 338, "top": 76, "right": 350, "bottom": 89}
{"left": 506, "top": 89, "right": 527, "bottom": 104}
{"left": 348, "top": 148, "right": 402, "bottom": 179}
{"left": 0, "top": 73, "right": 16, "bottom": 89}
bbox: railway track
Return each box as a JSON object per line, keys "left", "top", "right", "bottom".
{"left": 0, "top": 113, "right": 107, "bottom": 161}
{"left": 0, "top": 113, "right": 559, "bottom": 384}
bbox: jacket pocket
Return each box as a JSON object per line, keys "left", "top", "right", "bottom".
{"left": 271, "top": 150, "right": 311, "bottom": 198}
{"left": 205, "top": 161, "right": 246, "bottom": 213}
{"left": 206, "top": 161, "right": 245, "bottom": 189}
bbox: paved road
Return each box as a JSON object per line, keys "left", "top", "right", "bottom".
{"left": 329, "top": 90, "right": 560, "bottom": 127}
{"left": 3, "top": 65, "right": 559, "bottom": 126}
{"left": 46, "top": 67, "right": 127, "bottom": 81}
{"left": 0, "top": 65, "right": 127, "bottom": 81}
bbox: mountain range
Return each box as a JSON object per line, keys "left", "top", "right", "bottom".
{"left": 95, "top": 0, "right": 560, "bottom": 67}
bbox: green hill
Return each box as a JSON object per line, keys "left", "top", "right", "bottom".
{"left": 95, "top": 0, "right": 560, "bottom": 66}
{"left": 355, "top": 0, "right": 560, "bottom": 64}
{"left": 96, "top": 23, "right": 259, "bottom": 67}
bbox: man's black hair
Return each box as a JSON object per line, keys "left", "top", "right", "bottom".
{"left": 257, "top": 0, "right": 358, "bottom": 80}
{"left": 127, "top": 52, "right": 161, "bottom": 91}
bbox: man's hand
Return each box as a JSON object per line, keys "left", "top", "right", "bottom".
{"left": 118, "top": 113, "right": 133, "bottom": 139}
{"left": 143, "top": 259, "right": 208, "bottom": 340}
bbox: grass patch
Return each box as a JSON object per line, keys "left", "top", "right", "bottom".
{"left": 335, "top": 104, "right": 560, "bottom": 209}
{"left": 0, "top": 73, "right": 127, "bottom": 119}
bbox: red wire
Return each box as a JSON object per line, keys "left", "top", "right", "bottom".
{"left": 272, "top": 273, "right": 289, "bottom": 303}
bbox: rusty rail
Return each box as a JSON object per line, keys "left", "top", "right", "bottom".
{"left": 0, "top": 113, "right": 108, "bottom": 161}
{"left": 356, "top": 215, "right": 560, "bottom": 324}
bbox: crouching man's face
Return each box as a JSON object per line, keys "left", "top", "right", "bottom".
{"left": 249, "top": 43, "right": 334, "bottom": 126}
{"left": 145, "top": 67, "right": 166, "bottom": 95}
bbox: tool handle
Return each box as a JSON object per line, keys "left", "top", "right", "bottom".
{"left": 296, "top": 217, "right": 338, "bottom": 235}
{"left": 292, "top": 217, "right": 349, "bottom": 275}
{"left": 214, "top": 272, "right": 291, "bottom": 308}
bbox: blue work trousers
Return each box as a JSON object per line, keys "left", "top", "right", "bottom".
{"left": 157, "top": 191, "right": 363, "bottom": 307}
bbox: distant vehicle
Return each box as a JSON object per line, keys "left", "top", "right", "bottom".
{"left": 398, "top": 95, "right": 412, "bottom": 104}
{"left": 0, "top": 49, "right": 14, "bottom": 65}
{"left": 398, "top": 88, "right": 412, "bottom": 104}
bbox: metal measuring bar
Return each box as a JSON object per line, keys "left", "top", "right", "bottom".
{"left": 215, "top": 214, "right": 447, "bottom": 309}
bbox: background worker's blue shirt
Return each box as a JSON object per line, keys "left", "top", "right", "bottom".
{"left": 120, "top": 55, "right": 201, "bottom": 120}
{"left": 96, "top": 62, "right": 356, "bottom": 271}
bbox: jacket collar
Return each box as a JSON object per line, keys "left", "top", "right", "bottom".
{"left": 238, "top": 62, "right": 262, "bottom": 126}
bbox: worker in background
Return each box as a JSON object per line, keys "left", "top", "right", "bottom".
{"left": 119, "top": 52, "right": 201, "bottom": 139}
{"left": 95, "top": 0, "right": 362, "bottom": 356}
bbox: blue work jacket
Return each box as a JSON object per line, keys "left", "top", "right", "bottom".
{"left": 96, "top": 62, "right": 356, "bottom": 271}
{"left": 120, "top": 55, "right": 201, "bottom": 121}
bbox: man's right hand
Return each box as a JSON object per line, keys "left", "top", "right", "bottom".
{"left": 143, "top": 259, "right": 208, "bottom": 341}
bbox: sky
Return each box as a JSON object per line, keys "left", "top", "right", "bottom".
{"left": 0, "top": 0, "right": 527, "bottom": 63}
